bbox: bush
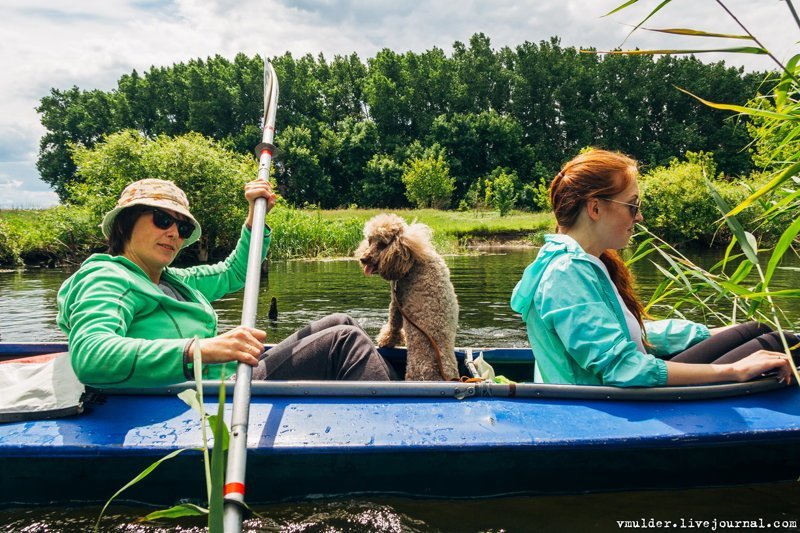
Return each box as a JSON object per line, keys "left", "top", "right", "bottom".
{"left": 517, "top": 161, "right": 553, "bottom": 211}
{"left": 36, "top": 205, "right": 106, "bottom": 262}
{"left": 521, "top": 180, "right": 551, "bottom": 211}
{"left": 484, "top": 168, "right": 518, "bottom": 216}
{"left": 0, "top": 218, "right": 21, "bottom": 265}
{"left": 0, "top": 205, "right": 104, "bottom": 266}
{"left": 458, "top": 178, "right": 488, "bottom": 211}
{"left": 639, "top": 155, "right": 756, "bottom": 245}
{"left": 70, "top": 130, "right": 257, "bottom": 261}
{"left": 402, "top": 154, "right": 455, "bottom": 209}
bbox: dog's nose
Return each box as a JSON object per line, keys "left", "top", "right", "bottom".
{"left": 359, "top": 257, "right": 368, "bottom": 264}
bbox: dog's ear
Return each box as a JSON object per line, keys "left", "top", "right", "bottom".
{"left": 354, "top": 237, "right": 369, "bottom": 259}
{"left": 399, "top": 222, "right": 435, "bottom": 261}
{"left": 380, "top": 234, "right": 413, "bottom": 280}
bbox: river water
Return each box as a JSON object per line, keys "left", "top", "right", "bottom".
{"left": 1, "top": 248, "right": 799, "bottom": 531}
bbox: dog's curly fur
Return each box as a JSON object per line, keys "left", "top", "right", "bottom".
{"left": 355, "top": 214, "right": 459, "bottom": 381}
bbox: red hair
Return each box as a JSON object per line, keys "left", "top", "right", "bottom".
{"left": 549, "top": 148, "right": 647, "bottom": 328}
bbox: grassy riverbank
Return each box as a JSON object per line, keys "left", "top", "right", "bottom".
{"left": 0, "top": 206, "right": 554, "bottom": 266}
{"left": 290, "top": 208, "right": 553, "bottom": 254}
{"left": 0, "top": 206, "right": 100, "bottom": 266}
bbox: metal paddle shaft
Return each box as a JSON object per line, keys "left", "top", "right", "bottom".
{"left": 223, "top": 59, "right": 279, "bottom": 533}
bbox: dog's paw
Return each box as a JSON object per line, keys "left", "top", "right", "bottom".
{"left": 376, "top": 325, "right": 395, "bottom": 347}
{"left": 376, "top": 325, "right": 405, "bottom": 347}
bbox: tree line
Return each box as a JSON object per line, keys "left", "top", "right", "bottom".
{"left": 37, "top": 33, "right": 767, "bottom": 209}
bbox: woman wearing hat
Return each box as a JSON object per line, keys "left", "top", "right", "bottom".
{"left": 57, "top": 178, "right": 397, "bottom": 388}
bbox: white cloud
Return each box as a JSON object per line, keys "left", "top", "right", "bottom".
{"left": 1, "top": 0, "right": 797, "bottom": 207}
{"left": 0, "top": 179, "right": 24, "bottom": 189}
{"left": 0, "top": 189, "right": 60, "bottom": 209}
{"left": 0, "top": 175, "right": 58, "bottom": 209}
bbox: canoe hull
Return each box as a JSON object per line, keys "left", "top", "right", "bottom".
{"left": 2, "top": 427, "right": 798, "bottom": 505}
{"left": 2, "top": 343, "right": 800, "bottom": 505}
{"left": 3, "top": 388, "right": 800, "bottom": 505}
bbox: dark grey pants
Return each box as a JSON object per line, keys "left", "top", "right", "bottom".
{"left": 670, "top": 321, "right": 800, "bottom": 364}
{"left": 253, "top": 313, "right": 399, "bottom": 381}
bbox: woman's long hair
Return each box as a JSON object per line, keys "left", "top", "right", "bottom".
{"left": 549, "top": 148, "right": 647, "bottom": 329}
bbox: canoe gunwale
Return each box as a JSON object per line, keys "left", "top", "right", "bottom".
{"left": 1, "top": 342, "right": 788, "bottom": 401}
{"left": 92, "top": 376, "right": 786, "bottom": 401}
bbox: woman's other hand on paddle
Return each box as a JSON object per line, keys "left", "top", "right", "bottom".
{"left": 728, "top": 350, "right": 793, "bottom": 384}
{"left": 196, "top": 326, "right": 267, "bottom": 366}
{"left": 245, "top": 179, "right": 277, "bottom": 227}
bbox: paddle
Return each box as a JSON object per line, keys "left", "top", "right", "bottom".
{"left": 222, "top": 58, "right": 279, "bottom": 532}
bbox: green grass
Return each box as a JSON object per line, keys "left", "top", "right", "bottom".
{"left": 315, "top": 208, "right": 552, "bottom": 234}
{"left": 0, "top": 209, "right": 41, "bottom": 223}
{"left": 0, "top": 206, "right": 105, "bottom": 266}
{"left": 0, "top": 210, "right": 32, "bottom": 265}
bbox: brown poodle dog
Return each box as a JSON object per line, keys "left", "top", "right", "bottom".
{"left": 355, "top": 214, "right": 459, "bottom": 381}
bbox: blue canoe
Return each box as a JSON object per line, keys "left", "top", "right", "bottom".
{"left": 1, "top": 342, "right": 799, "bottom": 506}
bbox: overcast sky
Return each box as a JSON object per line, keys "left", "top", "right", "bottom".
{"left": 1, "top": 0, "right": 796, "bottom": 208}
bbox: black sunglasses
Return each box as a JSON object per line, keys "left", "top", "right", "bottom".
{"left": 598, "top": 197, "right": 641, "bottom": 218}
{"left": 148, "top": 208, "right": 195, "bottom": 239}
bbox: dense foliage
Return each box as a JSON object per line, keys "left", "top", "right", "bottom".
{"left": 0, "top": 205, "right": 102, "bottom": 266}
{"left": 69, "top": 130, "right": 255, "bottom": 261}
{"left": 37, "top": 34, "right": 764, "bottom": 208}
{"left": 639, "top": 152, "right": 748, "bottom": 245}
{"left": 401, "top": 154, "right": 454, "bottom": 209}
{"left": 0, "top": 201, "right": 555, "bottom": 266}
{"left": 0, "top": 218, "right": 19, "bottom": 265}
{"left": 484, "top": 168, "right": 519, "bottom": 217}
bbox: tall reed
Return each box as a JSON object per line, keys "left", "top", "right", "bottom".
{"left": 604, "top": 0, "right": 800, "bottom": 379}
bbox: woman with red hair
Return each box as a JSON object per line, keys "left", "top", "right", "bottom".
{"left": 511, "top": 148, "right": 797, "bottom": 387}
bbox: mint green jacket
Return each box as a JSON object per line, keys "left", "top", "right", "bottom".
{"left": 510, "top": 234, "right": 710, "bottom": 387}
{"left": 57, "top": 226, "right": 270, "bottom": 388}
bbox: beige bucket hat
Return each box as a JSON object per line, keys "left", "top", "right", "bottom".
{"left": 101, "top": 179, "right": 202, "bottom": 248}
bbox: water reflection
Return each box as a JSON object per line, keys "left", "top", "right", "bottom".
{"left": 0, "top": 269, "right": 65, "bottom": 342}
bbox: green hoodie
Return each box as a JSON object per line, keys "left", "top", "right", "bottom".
{"left": 57, "top": 225, "right": 270, "bottom": 387}
{"left": 510, "top": 234, "right": 709, "bottom": 387}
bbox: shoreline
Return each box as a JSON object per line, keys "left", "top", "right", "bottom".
{"left": 0, "top": 233, "right": 740, "bottom": 268}
{"left": 465, "top": 238, "right": 542, "bottom": 250}
{"left": 0, "top": 234, "right": 543, "bottom": 269}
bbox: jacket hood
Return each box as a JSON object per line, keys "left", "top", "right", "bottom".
{"left": 510, "top": 234, "right": 590, "bottom": 316}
